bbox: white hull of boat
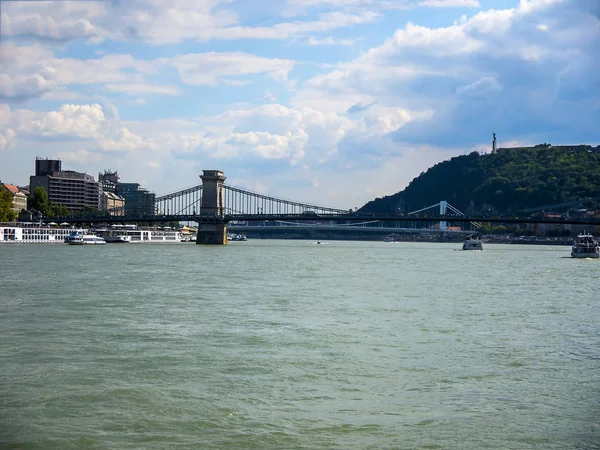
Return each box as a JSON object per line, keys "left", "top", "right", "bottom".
{"left": 103, "top": 235, "right": 131, "bottom": 243}
{"left": 462, "top": 241, "right": 483, "bottom": 250}
{"left": 66, "top": 234, "right": 106, "bottom": 245}
{"left": 570, "top": 233, "right": 600, "bottom": 258}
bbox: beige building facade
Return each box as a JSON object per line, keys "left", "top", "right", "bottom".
{"left": 2, "top": 183, "right": 28, "bottom": 212}
{"left": 101, "top": 192, "right": 126, "bottom": 215}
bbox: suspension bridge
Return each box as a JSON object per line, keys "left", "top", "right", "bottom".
{"left": 46, "top": 170, "right": 600, "bottom": 244}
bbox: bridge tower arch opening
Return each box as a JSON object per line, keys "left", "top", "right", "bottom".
{"left": 196, "top": 170, "right": 228, "bottom": 245}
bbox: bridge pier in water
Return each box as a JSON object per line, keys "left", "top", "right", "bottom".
{"left": 196, "top": 221, "right": 227, "bottom": 245}
{"left": 196, "top": 170, "right": 228, "bottom": 245}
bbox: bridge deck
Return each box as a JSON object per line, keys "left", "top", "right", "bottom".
{"left": 43, "top": 213, "right": 600, "bottom": 226}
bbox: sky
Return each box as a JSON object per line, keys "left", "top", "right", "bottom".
{"left": 0, "top": 0, "right": 598, "bottom": 209}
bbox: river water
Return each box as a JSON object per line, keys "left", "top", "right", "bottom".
{"left": 1, "top": 241, "right": 599, "bottom": 449}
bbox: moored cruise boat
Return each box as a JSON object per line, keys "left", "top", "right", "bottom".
{"left": 571, "top": 233, "right": 600, "bottom": 258}
{"left": 0, "top": 223, "right": 82, "bottom": 244}
{"left": 463, "top": 234, "right": 483, "bottom": 250}
{"left": 95, "top": 225, "right": 182, "bottom": 243}
{"left": 66, "top": 232, "right": 106, "bottom": 245}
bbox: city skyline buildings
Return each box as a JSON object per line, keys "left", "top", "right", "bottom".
{"left": 24, "top": 157, "right": 155, "bottom": 215}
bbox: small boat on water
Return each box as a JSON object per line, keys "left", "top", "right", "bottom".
{"left": 463, "top": 234, "right": 483, "bottom": 251}
{"left": 571, "top": 233, "right": 599, "bottom": 258}
{"left": 65, "top": 232, "right": 106, "bottom": 245}
{"left": 227, "top": 232, "right": 247, "bottom": 242}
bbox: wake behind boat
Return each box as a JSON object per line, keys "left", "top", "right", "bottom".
{"left": 571, "top": 232, "right": 599, "bottom": 258}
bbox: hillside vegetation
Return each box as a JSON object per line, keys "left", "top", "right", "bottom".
{"left": 360, "top": 145, "right": 600, "bottom": 215}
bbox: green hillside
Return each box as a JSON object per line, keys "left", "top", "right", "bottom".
{"left": 360, "top": 145, "right": 600, "bottom": 215}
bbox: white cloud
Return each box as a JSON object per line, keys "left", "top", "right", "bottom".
{"left": 1, "top": 1, "right": 106, "bottom": 41}
{"left": 53, "top": 149, "right": 103, "bottom": 165}
{"left": 225, "top": 130, "right": 308, "bottom": 162}
{"left": 292, "top": 0, "right": 599, "bottom": 132}
{"left": 215, "top": 11, "right": 380, "bottom": 40}
{"left": 2, "top": 0, "right": 381, "bottom": 45}
{"left": 285, "top": 0, "right": 481, "bottom": 10}
{"left": 419, "top": 0, "right": 480, "bottom": 7}
{"left": 456, "top": 76, "right": 503, "bottom": 96}
{"left": 29, "top": 104, "right": 106, "bottom": 138}
{"left": 104, "top": 84, "right": 182, "bottom": 96}
{"left": 146, "top": 161, "right": 161, "bottom": 169}
{"left": 0, "top": 42, "right": 156, "bottom": 101}
{"left": 0, "top": 42, "right": 296, "bottom": 101}
{"left": 305, "top": 36, "right": 356, "bottom": 45}
{"left": 158, "top": 52, "right": 296, "bottom": 86}
{"left": 0, "top": 129, "right": 15, "bottom": 152}
{"left": 21, "top": 103, "right": 156, "bottom": 152}
{"left": 99, "top": 127, "right": 157, "bottom": 152}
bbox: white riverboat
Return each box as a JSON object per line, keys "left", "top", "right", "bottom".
{"left": 95, "top": 228, "right": 131, "bottom": 243}
{"left": 571, "top": 233, "right": 599, "bottom": 258}
{"left": 95, "top": 225, "right": 182, "bottom": 243}
{"left": 0, "top": 223, "right": 83, "bottom": 244}
{"left": 66, "top": 232, "right": 106, "bottom": 245}
{"left": 462, "top": 234, "right": 483, "bottom": 251}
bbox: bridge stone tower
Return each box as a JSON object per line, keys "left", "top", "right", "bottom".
{"left": 196, "top": 170, "right": 228, "bottom": 245}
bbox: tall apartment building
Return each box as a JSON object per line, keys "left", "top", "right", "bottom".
{"left": 99, "top": 170, "right": 120, "bottom": 191}
{"left": 29, "top": 158, "right": 100, "bottom": 212}
{"left": 116, "top": 183, "right": 155, "bottom": 216}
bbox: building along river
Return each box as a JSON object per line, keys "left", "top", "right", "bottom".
{"left": 1, "top": 241, "right": 599, "bottom": 449}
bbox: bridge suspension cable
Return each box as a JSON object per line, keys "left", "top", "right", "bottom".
{"left": 155, "top": 184, "right": 203, "bottom": 216}
{"left": 222, "top": 184, "right": 348, "bottom": 216}
{"left": 408, "top": 201, "right": 481, "bottom": 230}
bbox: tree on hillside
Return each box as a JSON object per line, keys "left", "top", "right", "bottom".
{"left": 28, "top": 187, "right": 49, "bottom": 215}
{"left": 50, "top": 202, "right": 70, "bottom": 217}
{"left": 0, "top": 186, "right": 18, "bottom": 222}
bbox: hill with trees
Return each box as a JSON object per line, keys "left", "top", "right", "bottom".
{"left": 360, "top": 145, "right": 600, "bottom": 215}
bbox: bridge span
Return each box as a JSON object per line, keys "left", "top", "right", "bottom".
{"left": 45, "top": 170, "right": 600, "bottom": 245}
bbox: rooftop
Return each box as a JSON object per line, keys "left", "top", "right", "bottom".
{"left": 2, "top": 183, "right": 21, "bottom": 195}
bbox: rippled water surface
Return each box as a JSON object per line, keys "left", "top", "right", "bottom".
{"left": 1, "top": 241, "right": 599, "bottom": 449}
